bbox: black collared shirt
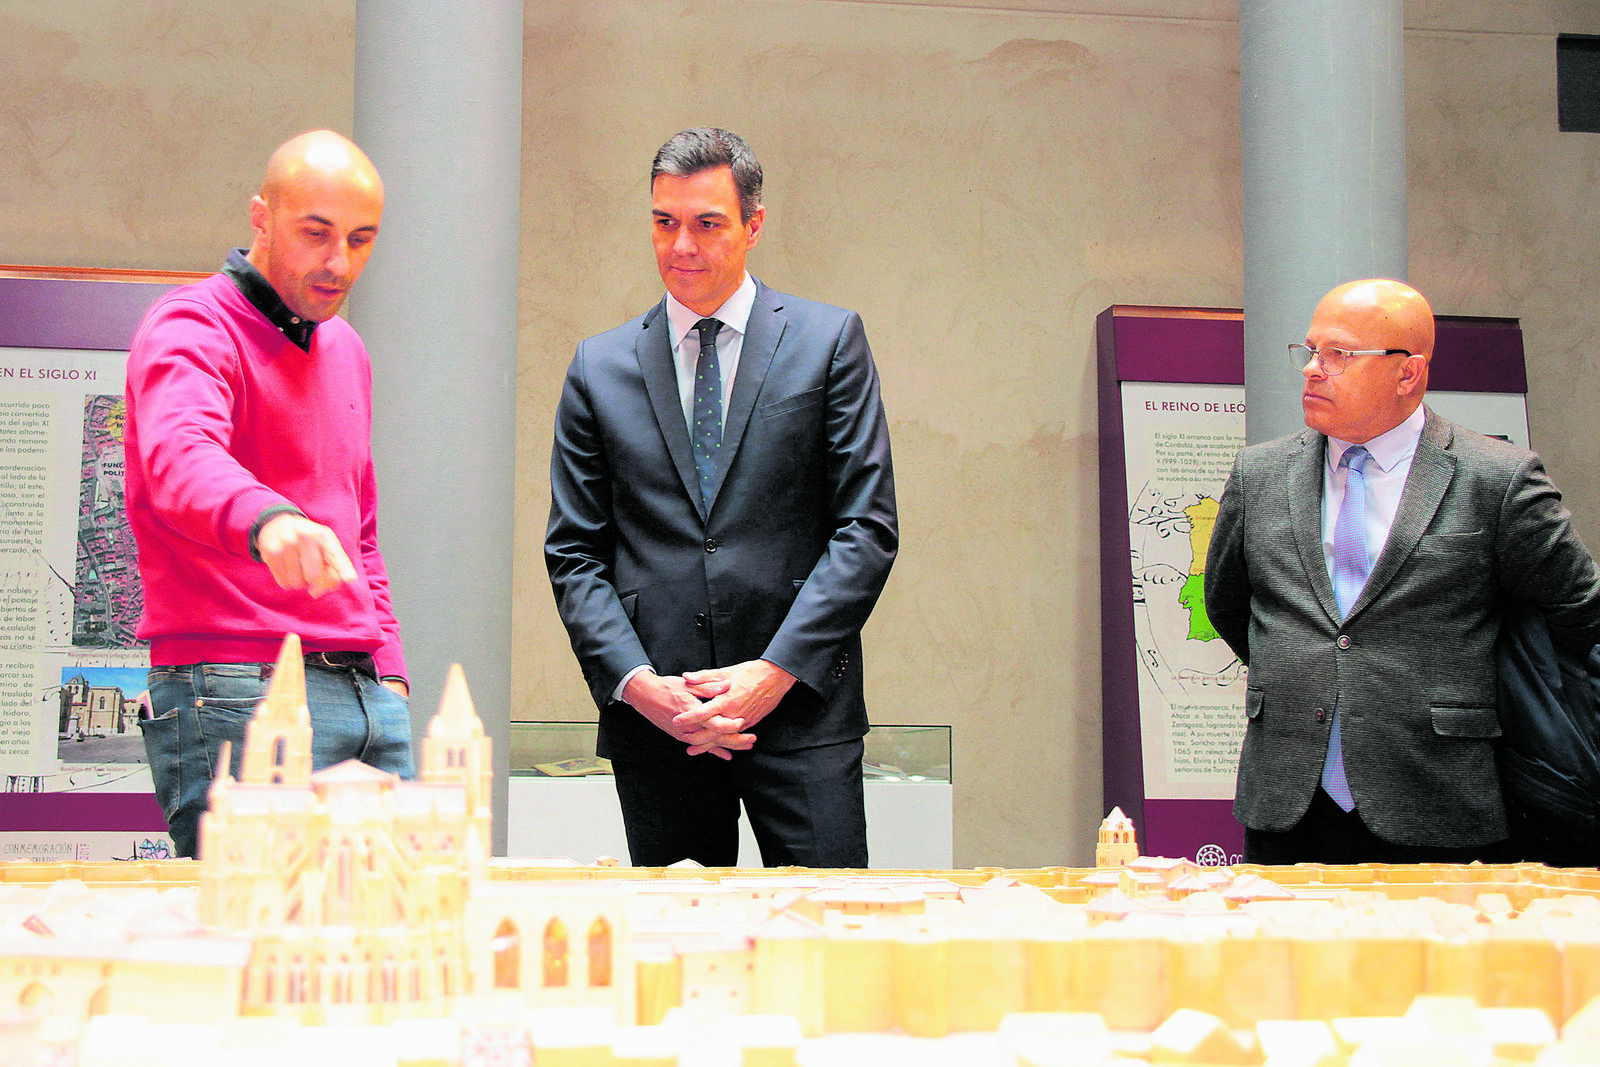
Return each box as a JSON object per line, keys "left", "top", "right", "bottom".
{"left": 222, "top": 248, "right": 318, "bottom": 351}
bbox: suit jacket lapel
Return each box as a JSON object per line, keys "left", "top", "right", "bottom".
{"left": 711, "top": 280, "right": 786, "bottom": 503}
{"left": 1354, "top": 405, "right": 1454, "bottom": 617}
{"left": 1288, "top": 429, "right": 1341, "bottom": 623}
{"left": 636, "top": 301, "right": 705, "bottom": 515}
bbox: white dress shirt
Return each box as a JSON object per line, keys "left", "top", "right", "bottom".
{"left": 1321, "top": 403, "right": 1427, "bottom": 590}
{"left": 665, "top": 273, "right": 757, "bottom": 431}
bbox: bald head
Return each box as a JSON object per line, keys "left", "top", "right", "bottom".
{"left": 1313, "top": 279, "right": 1435, "bottom": 363}
{"left": 259, "top": 129, "right": 383, "bottom": 207}
{"left": 246, "top": 130, "right": 385, "bottom": 323}
{"left": 1300, "top": 278, "right": 1433, "bottom": 444}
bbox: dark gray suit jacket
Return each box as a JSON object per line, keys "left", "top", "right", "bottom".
{"left": 1204, "top": 406, "right": 1600, "bottom": 847}
{"left": 546, "top": 280, "right": 898, "bottom": 759}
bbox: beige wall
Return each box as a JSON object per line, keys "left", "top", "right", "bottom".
{"left": 5, "top": 1, "right": 1599, "bottom": 867}
{"left": 0, "top": 5, "right": 358, "bottom": 269}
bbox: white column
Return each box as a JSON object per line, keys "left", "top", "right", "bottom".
{"left": 351, "top": 0, "right": 522, "bottom": 852}
{"left": 1241, "top": 0, "right": 1407, "bottom": 443}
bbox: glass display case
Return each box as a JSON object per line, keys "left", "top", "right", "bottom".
{"left": 862, "top": 725, "right": 952, "bottom": 784}
{"left": 509, "top": 722, "right": 607, "bottom": 777}
{"left": 506, "top": 724, "right": 953, "bottom": 866}
{"left": 509, "top": 722, "right": 951, "bottom": 783}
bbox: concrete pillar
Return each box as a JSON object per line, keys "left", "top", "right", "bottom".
{"left": 351, "top": 0, "right": 522, "bottom": 852}
{"left": 1240, "top": 0, "right": 1407, "bottom": 443}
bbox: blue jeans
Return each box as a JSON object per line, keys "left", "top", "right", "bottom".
{"left": 140, "top": 661, "right": 414, "bottom": 858}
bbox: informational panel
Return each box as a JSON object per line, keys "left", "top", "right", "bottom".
{"left": 1118, "top": 378, "right": 1248, "bottom": 806}
{"left": 1096, "top": 306, "right": 1529, "bottom": 864}
{"left": 0, "top": 268, "right": 201, "bottom": 860}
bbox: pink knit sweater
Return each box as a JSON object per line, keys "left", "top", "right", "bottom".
{"left": 124, "top": 271, "right": 406, "bottom": 681}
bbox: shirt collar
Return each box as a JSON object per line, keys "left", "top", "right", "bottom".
{"left": 222, "top": 248, "right": 318, "bottom": 351}
{"left": 1328, "top": 403, "right": 1426, "bottom": 474}
{"left": 665, "top": 273, "right": 756, "bottom": 349}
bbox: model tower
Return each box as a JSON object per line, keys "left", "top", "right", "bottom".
{"left": 416, "top": 663, "right": 494, "bottom": 875}
{"left": 1095, "top": 806, "right": 1139, "bottom": 868}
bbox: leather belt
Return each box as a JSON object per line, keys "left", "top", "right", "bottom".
{"left": 304, "top": 650, "right": 377, "bottom": 679}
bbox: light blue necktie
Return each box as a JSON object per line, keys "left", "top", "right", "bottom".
{"left": 1321, "top": 444, "right": 1371, "bottom": 811}
{"left": 690, "top": 318, "right": 723, "bottom": 505}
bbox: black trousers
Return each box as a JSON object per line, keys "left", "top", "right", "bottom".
{"left": 1244, "top": 787, "right": 1512, "bottom": 865}
{"left": 611, "top": 736, "right": 867, "bottom": 868}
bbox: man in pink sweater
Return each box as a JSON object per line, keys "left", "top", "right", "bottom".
{"left": 125, "top": 130, "right": 412, "bottom": 857}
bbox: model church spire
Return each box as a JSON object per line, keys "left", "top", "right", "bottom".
{"left": 423, "top": 662, "right": 494, "bottom": 818}
{"left": 239, "top": 633, "right": 312, "bottom": 786}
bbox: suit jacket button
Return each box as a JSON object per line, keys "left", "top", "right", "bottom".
{"left": 694, "top": 613, "right": 707, "bottom": 630}
{"left": 704, "top": 538, "right": 719, "bottom": 553}
{"left": 1316, "top": 708, "right": 1326, "bottom": 721}
{"left": 1337, "top": 635, "right": 1351, "bottom": 649}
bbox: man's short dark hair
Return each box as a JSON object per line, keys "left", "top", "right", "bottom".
{"left": 651, "top": 127, "right": 763, "bottom": 223}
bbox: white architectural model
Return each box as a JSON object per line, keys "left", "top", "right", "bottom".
{"left": 3, "top": 637, "right": 1600, "bottom": 1065}
{"left": 193, "top": 638, "right": 629, "bottom": 1027}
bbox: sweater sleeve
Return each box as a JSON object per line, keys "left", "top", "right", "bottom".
{"left": 356, "top": 447, "right": 407, "bottom": 683}
{"left": 126, "top": 296, "right": 297, "bottom": 557}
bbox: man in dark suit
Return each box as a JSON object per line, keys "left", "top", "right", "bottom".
{"left": 1205, "top": 278, "right": 1600, "bottom": 864}
{"left": 545, "top": 128, "right": 898, "bottom": 868}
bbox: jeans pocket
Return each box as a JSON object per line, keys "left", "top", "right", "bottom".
{"left": 194, "top": 663, "right": 268, "bottom": 779}
{"left": 137, "top": 709, "right": 183, "bottom": 822}
{"left": 360, "top": 679, "right": 415, "bottom": 778}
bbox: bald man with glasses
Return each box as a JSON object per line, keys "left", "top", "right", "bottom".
{"left": 1204, "top": 278, "right": 1600, "bottom": 864}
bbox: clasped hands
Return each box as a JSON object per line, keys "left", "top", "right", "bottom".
{"left": 623, "top": 659, "right": 797, "bottom": 760}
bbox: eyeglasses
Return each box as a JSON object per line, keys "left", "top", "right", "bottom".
{"left": 1288, "top": 343, "right": 1412, "bottom": 377}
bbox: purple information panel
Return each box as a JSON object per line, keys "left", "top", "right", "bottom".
{"left": 0, "top": 267, "right": 201, "bottom": 859}
{"left": 1095, "top": 305, "right": 1527, "bottom": 864}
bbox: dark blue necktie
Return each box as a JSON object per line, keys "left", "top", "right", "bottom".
{"left": 1321, "top": 444, "right": 1372, "bottom": 811}
{"left": 691, "top": 317, "right": 723, "bottom": 504}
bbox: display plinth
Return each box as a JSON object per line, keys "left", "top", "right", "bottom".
{"left": 507, "top": 723, "right": 953, "bottom": 867}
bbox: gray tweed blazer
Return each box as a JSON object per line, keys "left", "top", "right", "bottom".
{"left": 1205, "top": 406, "right": 1600, "bottom": 847}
